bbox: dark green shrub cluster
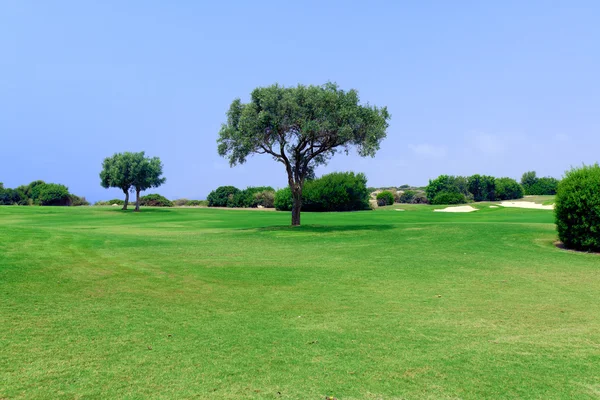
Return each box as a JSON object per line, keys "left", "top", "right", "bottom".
{"left": 495, "top": 177, "right": 524, "bottom": 200}
{"left": 207, "top": 186, "right": 275, "bottom": 208}
{"left": 207, "top": 186, "right": 241, "bottom": 207}
{"left": 432, "top": 192, "right": 466, "bottom": 205}
{"left": 275, "top": 172, "right": 370, "bottom": 212}
{"left": 139, "top": 194, "right": 173, "bottom": 207}
{"left": 69, "top": 195, "right": 90, "bottom": 206}
{"left": 36, "top": 183, "right": 71, "bottom": 206}
{"left": 426, "top": 174, "right": 524, "bottom": 204}
{"left": 0, "top": 183, "right": 27, "bottom": 205}
{"left": 555, "top": 164, "right": 600, "bottom": 252}
{"left": 376, "top": 191, "right": 395, "bottom": 206}
{"left": 521, "top": 171, "right": 559, "bottom": 195}
{"left": 397, "top": 190, "right": 429, "bottom": 204}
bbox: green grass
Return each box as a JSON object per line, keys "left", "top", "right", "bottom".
{"left": 1, "top": 205, "right": 599, "bottom": 399}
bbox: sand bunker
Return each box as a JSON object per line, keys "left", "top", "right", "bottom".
{"left": 498, "top": 201, "right": 554, "bottom": 210}
{"left": 434, "top": 206, "right": 478, "bottom": 213}
{"left": 395, "top": 209, "right": 405, "bottom": 212}
{"left": 489, "top": 206, "right": 499, "bottom": 208}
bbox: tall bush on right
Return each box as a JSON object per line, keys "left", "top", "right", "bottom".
{"left": 555, "top": 164, "right": 600, "bottom": 252}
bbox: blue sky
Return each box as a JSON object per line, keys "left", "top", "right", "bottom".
{"left": 1, "top": 1, "right": 598, "bottom": 201}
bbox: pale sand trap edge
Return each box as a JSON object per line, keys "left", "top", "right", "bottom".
{"left": 395, "top": 209, "right": 405, "bottom": 211}
{"left": 498, "top": 201, "right": 554, "bottom": 210}
{"left": 434, "top": 205, "right": 478, "bottom": 213}
{"left": 489, "top": 206, "right": 499, "bottom": 208}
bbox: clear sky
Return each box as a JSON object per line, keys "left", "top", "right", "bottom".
{"left": 1, "top": 1, "right": 598, "bottom": 201}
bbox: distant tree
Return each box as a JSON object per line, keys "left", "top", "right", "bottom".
{"left": 207, "top": 186, "right": 241, "bottom": 207}
{"left": 37, "top": 183, "right": 71, "bottom": 206}
{"left": 495, "top": 177, "right": 524, "bottom": 200}
{"left": 100, "top": 153, "right": 137, "bottom": 210}
{"left": 217, "top": 82, "right": 390, "bottom": 226}
{"left": 521, "top": 171, "right": 538, "bottom": 193}
{"left": 468, "top": 174, "right": 496, "bottom": 202}
{"left": 130, "top": 153, "right": 166, "bottom": 211}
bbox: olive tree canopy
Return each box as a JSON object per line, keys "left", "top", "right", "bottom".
{"left": 217, "top": 82, "right": 390, "bottom": 225}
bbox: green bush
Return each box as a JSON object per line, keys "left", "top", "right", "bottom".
{"left": 0, "top": 185, "right": 26, "bottom": 205}
{"left": 398, "top": 190, "right": 416, "bottom": 204}
{"left": 555, "top": 164, "right": 600, "bottom": 252}
{"left": 468, "top": 174, "right": 496, "bottom": 202}
{"left": 207, "top": 186, "right": 241, "bottom": 207}
{"left": 234, "top": 186, "right": 275, "bottom": 208}
{"left": 275, "top": 172, "right": 370, "bottom": 212}
{"left": 139, "top": 194, "right": 173, "bottom": 207}
{"left": 411, "top": 192, "right": 429, "bottom": 204}
{"left": 37, "top": 183, "right": 71, "bottom": 206}
{"left": 253, "top": 190, "right": 275, "bottom": 208}
{"left": 426, "top": 175, "right": 470, "bottom": 200}
{"left": 69, "top": 195, "right": 89, "bottom": 206}
{"left": 521, "top": 171, "right": 559, "bottom": 195}
{"left": 431, "top": 191, "right": 466, "bottom": 205}
{"left": 274, "top": 187, "right": 293, "bottom": 211}
{"left": 495, "top": 177, "right": 524, "bottom": 200}
{"left": 376, "top": 191, "right": 395, "bottom": 206}
{"left": 185, "top": 200, "right": 208, "bottom": 207}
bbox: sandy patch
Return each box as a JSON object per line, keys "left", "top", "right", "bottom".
{"left": 498, "top": 201, "right": 554, "bottom": 210}
{"left": 395, "top": 209, "right": 405, "bottom": 211}
{"left": 434, "top": 206, "right": 478, "bottom": 213}
{"left": 489, "top": 206, "right": 499, "bottom": 208}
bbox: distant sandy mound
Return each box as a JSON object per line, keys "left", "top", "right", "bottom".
{"left": 498, "top": 201, "right": 554, "bottom": 210}
{"left": 434, "top": 205, "right": 478, "bottom": 213}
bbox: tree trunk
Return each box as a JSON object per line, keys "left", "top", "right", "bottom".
{"left": 135, "top": 189, "right": 141, "bottom": 212}
{"left": 122, "top": 190, "right": 129, "bottom": 211}
{"left": 291, "top": 188, "right": 302, "bottom": 226}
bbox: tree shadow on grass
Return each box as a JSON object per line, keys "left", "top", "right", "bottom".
{"left": 246, "top": 224, "right": 396, "bottom": 233}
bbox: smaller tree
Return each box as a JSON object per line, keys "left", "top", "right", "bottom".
{"left": 495, "top": 177, "right": 524, "bottom": 200}
{"left": 131, "top": 153, "right": 166, "bottom": 211}
{"left": 100, "top": 153, "right": 137, "bottom": 210}
{"left": 37, "top": 183, "right": 71, "bottom": 206}
{"left": 468, "top": 174, "right": 496, "bottom": 202}
{"left": 207, "top": 186, "right": 241, "bottom": 207}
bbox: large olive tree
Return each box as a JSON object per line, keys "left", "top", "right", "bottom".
{"left": 217, "top": 83, "right": 390, "bottom": 226}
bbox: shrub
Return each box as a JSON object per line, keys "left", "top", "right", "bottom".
{"left": 236, "top": 186, "right": 275, "bottom": 208}
{"left": 275, "top": 172, "right": 370, "bottom": 212}
{"left": 468, "top": 174, "right": 496, "bottom": 202}
{"left": 69, "top": 195, "right": 89, "bottom": 206}
{"left": 253, "top": 190, "right": 275, "bottom": 208}
{"left": 398, "top": 190, "right": 416, "bottom": 203}
{"left": 495, "top": 177, "right": 524, "bottom": 200}
{"left": 185, "top": 200, "right": 208, "bottom": 206}
{"left": 555, "top": 164, "right": 600, "bottom": 252}
{"left": 426, "top": 175, "right": 470, "bottom": 200}
{"left": 173, "top": 198, "right": 189, "bottom": 206}
{"left": 207, "top": 186, "right": 241, "bottom": 207}
{"left": 431, "top": 191, "right": 466, "bottom": 205}
{"left": 376, "top": 191, "right": 395, "bottom": 206}
{"left": 37, "top": 183, "right": 71, "bottom": 206}
{"left": 139, "top": 194, "right": 173, "bottom": 207}
{"left": 274, "top": 187, "right": 293, "bottom": 211}
{"left": 0, "top": 186, "right": 27, "bottom": 205}
{"left": 521, "top": 171, "right": 559, "bottom": 195}
{"left": 411, "top": 192, "right": 429, "bottom": 204}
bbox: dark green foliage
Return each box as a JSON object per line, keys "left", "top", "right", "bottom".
{"left": 398, "top": 190, "right": 416, "bottom": 203}
{"left": 555, "top": 164, "right": 600, "bottom": 252}
{"left": 0, "top": 187, "right": 26, "bottom": 205}
{"left": 468, "top": 174, "right": 496, "bottom": 201}
{"left": 69, "top": 195, "right": 89, "bottom": 206}
{"left": 275, "top": 172, "right": 370, "bottom": 212}
{"left": 426, "top": 175, "right": 470, "bottom": 200}
{"left": 36, "top": 183, "right": 71, "bottom": 206}
{"left": 139, "top": 194, "right": 173, "bottom": 207}
{"left": 234, "top": 186, "right": 275, "bottom": 208}
{"left": 521, "top": 171, "right": 559, "bottom": 195}
{"left": 274, "top": 187, "right": 293, "bottom": 211}
{"left": 495, "top": 177, "right": 524, "bottom": 200}
{"left": 376, "top": 191, "right": 395, "bottom": 206}
{"left": 411, "top": 192, "right": 429, "bottom": 204}
{"left": 431, "top": 191, "right": 466, "bottom": 205}
{"left": 253, "top": 190, "right": 275, "bottom": 208}
{"left": 207, "top": 186, "right": 241, "bottom": 207}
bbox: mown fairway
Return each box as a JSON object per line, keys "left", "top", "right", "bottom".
{"left": 1, "top": 205, "right": 599, "bottom": 399}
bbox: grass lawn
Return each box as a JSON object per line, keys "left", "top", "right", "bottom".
{"left": 1, "top": 205, "right": 599, "bottom": 399}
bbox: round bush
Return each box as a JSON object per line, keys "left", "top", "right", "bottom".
{"left": 207, "top": 186, "right": 240, "bottom": 207}
{"left": 37, "top": 183, "right": 71, "bottom": 206}
{"left": 431, "top": 191, "right": 466, "bottom": 205}
{"left": 555, "top": 164, "right": 600, "bottom": 252}
{"left": 139, "top": 194, "right": 173, "bottom": 207}
{"left": 376, "top": 191, "right": 395, "bottom": 206}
